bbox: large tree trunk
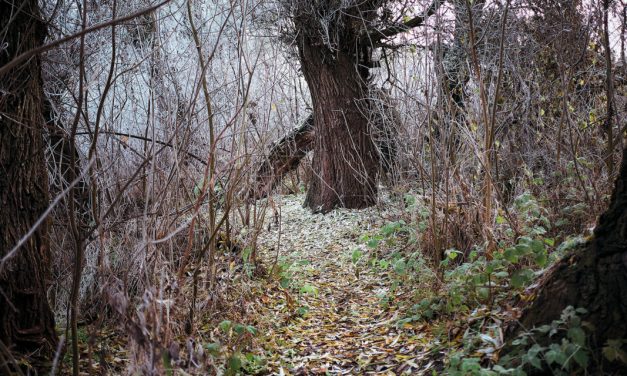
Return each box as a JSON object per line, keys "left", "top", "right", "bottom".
{"left": 296, "top": 18, "right": 379, "bottom": 213}
{"left": 251, "top": 99, "right": 400, "bottom": 201}
{"left": 0, "top": 0, "right": 58, "bottom": 368}
{"left": 509, "top": 147, "right": 627, "bottom": 372}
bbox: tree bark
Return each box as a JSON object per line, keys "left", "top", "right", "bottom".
{"left": 509, "top": 146, "right": 627, "bottom": 372}
{"left": 251, "top": 115, "right": 314, "bottom": 200}
{"left": 0, "top": 0, "right": 58, "bottom": 367}
{"left": 287, "top": 1, "right": 440, "bottom": 213}
{"left": 295, "top": 10, "right": 380, "bottom": 213}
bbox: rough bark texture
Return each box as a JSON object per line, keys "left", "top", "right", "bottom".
{"left": 252, "top": 115, "right": 314, "bottom": 200}
{"left": 0, "top": 0, "right": 58, "bottom": 365}
{"left": 295, "top": 3, "right": 381, "bottom": 213}
{"left": 251, "top": 100, "right": 399, "bottom": 201}
{"left": 510, "top": 146, "right": 627, "bottom": 373}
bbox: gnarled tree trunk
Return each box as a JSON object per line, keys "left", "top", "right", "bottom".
{"left": 509, "top": 146, "right": 627, "bottom": 372}
{"left": 285, "top": 1, "right": 441, "bottom": 213}
{"left": 0, "top": 0, "right": 58, "bottom": 368}
{"left": 295, "top": 8, "right": 380, "bottom": 213}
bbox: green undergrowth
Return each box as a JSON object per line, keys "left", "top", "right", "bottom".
{"left": 348, "top": 189, "right": 619, "bottom": 374}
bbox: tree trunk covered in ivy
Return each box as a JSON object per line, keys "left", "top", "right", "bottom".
{"left": 0, "top": 0, "right": 58, "bottom": 367}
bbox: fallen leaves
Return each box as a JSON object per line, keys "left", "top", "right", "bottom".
{"left": 251, "top": 194, "right": 438, "bottom": 374}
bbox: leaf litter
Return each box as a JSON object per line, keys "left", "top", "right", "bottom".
{"left": 252, "top": 193, "right": 441, "bottom": 375}
{"left": 68, "top": 192, "right": 463, "bottom": 375}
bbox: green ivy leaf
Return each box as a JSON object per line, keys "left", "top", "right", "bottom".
{"left": 296, "top": 306, "right": 309, "bottom": 316}
{"left": 544, "top": 349, "right": 558, "bottom": 365}
{"left": 515, "top": 244, "right": 530, "bottom": 256}
{"left": 478, "top": 287, "right": 490, "bottom": 300}
{"left": 279, "top": 277, "right": 291, "bottom": 289}
{"left": 246, "top": 325, "right": 258, "bottom": 335}
{"left": 393, "top": 258, "right": 407, "bottom": 274}
{"left": 525, "top": 344, "right": 544, "bottom": 370}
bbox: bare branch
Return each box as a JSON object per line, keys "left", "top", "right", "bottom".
{"left": 363, "top": 0, "right": 443, "bottom": 44}
{"left": 0, "top": 0, "right": 172, "bottom": 78}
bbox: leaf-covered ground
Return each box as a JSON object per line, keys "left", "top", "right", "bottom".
{"left": 252, "top": 194, "right": 442, "bottom": 374}
{"left": 68, "top": 193, "right": 462, "bottom": 375}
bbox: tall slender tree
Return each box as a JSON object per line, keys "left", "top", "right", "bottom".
{"left": 0, "top": 0, "right": 58, "bottom": 367}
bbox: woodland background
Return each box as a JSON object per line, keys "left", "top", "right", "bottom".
{"left": 1, "top": 0, "right": 627, "bottom": 374}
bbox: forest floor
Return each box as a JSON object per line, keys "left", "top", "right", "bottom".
{"left": 252, "top": 194, "right": 445, "bottom": 375}
{"left": 70, "top": 194, "right": 466, "bottom": 375}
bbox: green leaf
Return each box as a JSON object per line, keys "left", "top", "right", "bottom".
{"left": 246, "top": 325, "right": 258, "bottom": 335}
{"left": 545, "top": 349, "right": 558, "bottom": 365}
{"left": 234, "top": 324, "right": 246, "bottom": 335}
{"left": 530, "top": 239, "right": 545, "bottom": 253}
{"left": 404, "top": 194, "right": 416, "bottom": 208}
{"left": 227, "top": 355, "right": 242, "bottom": 373}
{"left": 381, "top": 222, "right": 401, "bottom": 236}
{"left": 296, "top": 306, "right": 309, "bottom": 316}
{"left": 568, "top": 327, "right": 586, "bottom": 346}
{"left": 299, "top": 284, "right": 318, "bottom": 296}
{"left": 603, "top": 345, "right": 619, "bottom": 362}
{"left": 535, "top": 325, "right": 551, "bottom": 334}
{"left": 553, "top": 347, "right": 569, "bottom": 366}
{"left": 351, "top": 249, "right": 363, "bottom": 264}
{"left": 573, "top": 348, "right": 589, "bottom": 368}
{"left": 162, "top": 351, "right": 172, "bottom": 374}
{"left": 219, "top": 320, "right": 232, "bottom": 332}
{"left": 242, "top": 247, "right": 252, "bottom": 262}
{"left": 204, "top": 342, "right": 221, "bottom": 356}
{"left": 575, "top": 307, "right": 588, "bottom": 315}
{"left": 511, "top": 269, "right": 533, "bottom": 288}
{"left": 446, "top": 249, "right": 460, "bottom": 260}
{"left": 515, "top": 244, "right": 530, "bottom": 256}
{"left": 366, "top": 238, "right": 380, "bottom": 249}
{"left": 602, "top": 339, "right": 627, "bottom": 363}
{"left": 393, "top": 258, "right": 407, "bottom": 274}
{"left": 478, "top": 287, "right": 490, "bottom": 300}
{"left": 504, "top": 248, "right": 518, "bottom": 263}
{"left": 280, "top": 276, "right": 291, "bottom": 288}
{"left": 534, "top": 252, "right": 548, "bottom": 267}
{"left": 525, "top": 344, "right": 544, "bottom": 370}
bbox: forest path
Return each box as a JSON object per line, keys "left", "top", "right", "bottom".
{"left": 255, "top": 194, "right": 437, "bottom": 375}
